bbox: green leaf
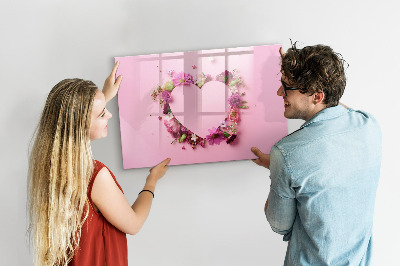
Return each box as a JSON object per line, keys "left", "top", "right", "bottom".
{"left": 223, "top": 132, "right": 230, "bottom": 138}
{"left": 229, "top": 80, "right": 239, "bottom": 86}
{"left": 179, "top": 134, "right": 187, "bottom": 143}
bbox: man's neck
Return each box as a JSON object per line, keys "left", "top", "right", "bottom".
{"left": 304, "top": 104, "right": 327, "bottom": 121}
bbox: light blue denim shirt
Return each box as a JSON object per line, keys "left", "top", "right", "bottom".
{"left": 266, "top": 105, "right": 382, "bottom": 266}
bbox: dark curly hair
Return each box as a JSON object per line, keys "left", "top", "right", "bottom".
{"left": 281, "top": 42, "right": 348, "bottom": 107}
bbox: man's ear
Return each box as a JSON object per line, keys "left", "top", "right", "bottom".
{"left": 313, "top": 92, "right": 325, "bottom": 104}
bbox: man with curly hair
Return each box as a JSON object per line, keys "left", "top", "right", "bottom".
{"left": 251, "top": 43, "right": 381, "bottom": 266}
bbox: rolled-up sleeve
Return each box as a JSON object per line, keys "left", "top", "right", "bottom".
{"left": 266, "top": 145, "right": 297, "bottom": 241}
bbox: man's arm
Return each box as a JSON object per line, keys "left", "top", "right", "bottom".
{"left": 251, "top": 147, "right": 271, "bottom": 214}
{"left": 265, "top": 146, "right": 297, "bottom": 240}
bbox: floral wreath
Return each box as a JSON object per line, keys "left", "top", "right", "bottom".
{"left": 151, "top": 68, "right": 248, "bottom": 150}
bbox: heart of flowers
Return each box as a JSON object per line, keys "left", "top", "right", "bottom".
{"left": 151, "top": 69, "right": 248, "bottom": 150}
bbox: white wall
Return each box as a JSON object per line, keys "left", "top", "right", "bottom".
{"left": 1, "top": 0, "right": 399, "bottom": 265}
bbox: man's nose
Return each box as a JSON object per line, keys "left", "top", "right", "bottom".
{"left": 277, "top": 85, "right": 284, "bottom": 96}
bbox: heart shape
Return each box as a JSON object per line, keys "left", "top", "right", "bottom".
{"left": 168, "top": 81, "right": 226, "bottom": 137}
{"left": 151, "top": 70, "right": 247, "bottom": 149}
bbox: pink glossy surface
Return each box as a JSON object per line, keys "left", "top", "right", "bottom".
{"left": 115, "top": 44, "right": 287, "bottom": 169}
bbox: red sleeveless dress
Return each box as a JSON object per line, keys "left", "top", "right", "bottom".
{"left": 69, "top": 160, "right": 128, "bottom": 266}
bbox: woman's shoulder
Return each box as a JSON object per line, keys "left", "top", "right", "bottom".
{"left": 90, "top": 160, "right": 107, "bottom": 188}
{"left": 93, "top": 160, "right": 115, "bottom": 177}
{"left": 93, "top": 159, "right": 105, "bottom": 169}
{"left": 91, "top": 160, "right": 123, "bottom": 193}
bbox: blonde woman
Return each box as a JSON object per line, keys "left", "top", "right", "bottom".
{"left": 28, "top": 62, "right": 170, "bottom": 266}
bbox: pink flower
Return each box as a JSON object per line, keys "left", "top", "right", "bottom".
{"left": 216, "top": 70, "right": 233, "bottom": 85}
{"left": 228, "top": 93, "right": 242, "bottom": 108}
{"left": 172, "top": 72, "right": 194, "bottom": 86}
{"left": 161, "top": 90, "right": 172, "bottom": 104}
{"left": 205, "top": 127, "right": 224, "bottom": 145}
{"left": 199, "top": 139, "right": 206, "bottom": 147}
{"left": 228, "top": 108, "right": 240, "bottom": 122}
{"left": 163, "top": 103, "right": 171, "bottom": 114}
{"left": 164, "top": 119, "right": 181, "bottom": 138}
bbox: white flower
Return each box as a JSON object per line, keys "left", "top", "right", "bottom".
{"left": 165, "top": 113, "right": 174, "bottom": 121}
{"left": 230, "top": 86, "right": 238, "bottom": 94}
{"left": 191, "top": 134, "right": 198, "bottom": 142}
{"left": 220, "top": 120, "right": 227, "bottom": 128}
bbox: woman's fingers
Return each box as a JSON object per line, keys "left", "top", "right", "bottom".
{"left": 149, "top": 158, "right": 171, "bottom": 173}
{"left": 111, "top": 61, "right": 120, "bottom": 79}
{"left": 161, "top": 158, "right": 171, "bottom": 167}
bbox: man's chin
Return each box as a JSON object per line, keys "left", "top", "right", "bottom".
{"left": 284, "top": 112, "right": 300, "bottom": 120}
{"left": 283, "top": 111, "right": 292, "bottom": 119}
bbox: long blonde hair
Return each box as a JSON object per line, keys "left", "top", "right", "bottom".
{"left": 28, "top": 79, "right": 98, "bottom": 265}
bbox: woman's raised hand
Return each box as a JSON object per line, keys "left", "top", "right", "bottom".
{"left": 147, "top": 158, "right": 171, "bottom": 185}
{"left": 103, "top": 61, "right": 123, "bottom": 103}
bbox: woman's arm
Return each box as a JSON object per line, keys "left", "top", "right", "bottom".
{"left": 91, "top": 158, "right": 170, "bottom": 235}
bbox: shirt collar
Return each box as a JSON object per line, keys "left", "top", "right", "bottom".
{"left": 300, "top": 105, "right": 349, "bottom": 129}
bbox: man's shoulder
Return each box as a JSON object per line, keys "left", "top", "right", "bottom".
{"left": 274, "top": 108, "right": 381, "bottom": 156}
{"left": 348, "top": 109, "right": 380, "bottom": 127}
{"left": 273, "top": 129, "right": 310, "bottom": 157}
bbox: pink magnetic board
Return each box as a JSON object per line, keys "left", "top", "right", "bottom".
{"left": 115, "top": 44, "right": 287, "bottom": 169}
